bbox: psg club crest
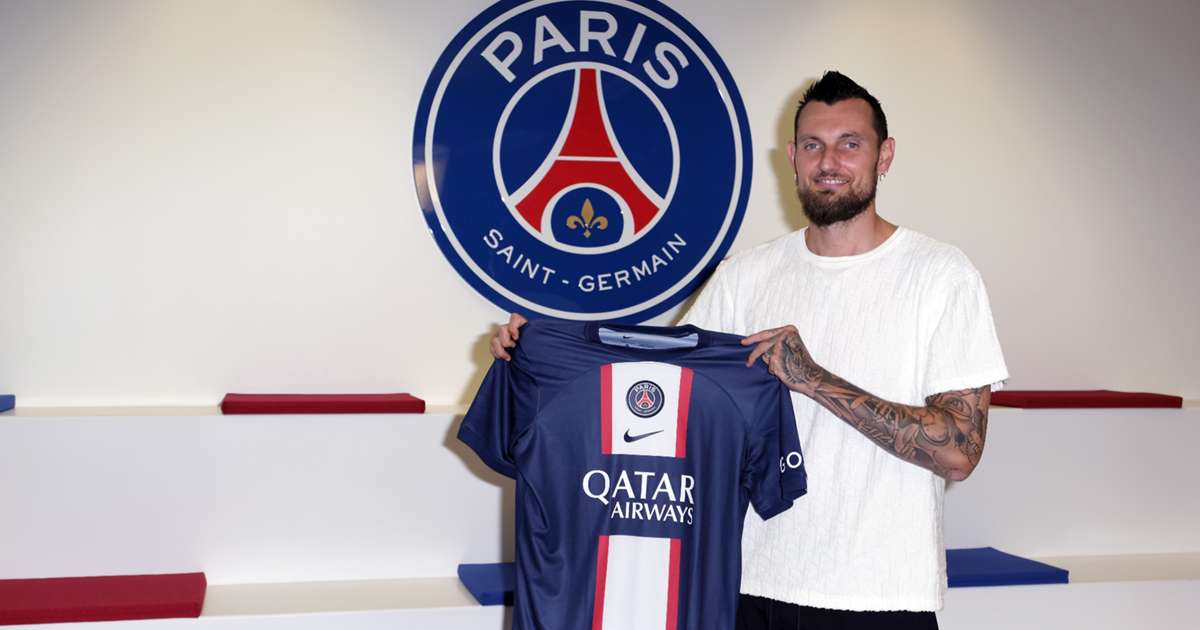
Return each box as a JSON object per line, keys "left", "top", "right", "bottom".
{"left": 413, "top": 0, "right": 752, "bottom": 321}
{"left": 625, "top": 380, "right": 664, "bottom": 418}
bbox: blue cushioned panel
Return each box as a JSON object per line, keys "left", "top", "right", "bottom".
{"left": 947, "top": 547, "right": 1069, "bottom": 587}
{"left": 0, "top": 395, "right": 13, "bottom": 413}
{"left": 457, "top": 563, "right": 514, "bottom": 606}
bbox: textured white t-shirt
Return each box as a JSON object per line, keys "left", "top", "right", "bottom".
{"left": 683, "top": 226, "right": 1008, "bottom": 612}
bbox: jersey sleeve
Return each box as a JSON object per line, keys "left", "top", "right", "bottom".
{"left": 922, "top": 269, "right": 1009, "bottom": 398}
{"left": 744, "top": 380, "right": 807, "bottom": 520}
{"left": 457, "top": 358, "right": 536, "bottom": 479}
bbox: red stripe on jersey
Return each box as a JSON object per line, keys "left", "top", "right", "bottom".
{"left": 675, "top": 368, "right": 693, "bottom": 458}
{"left": 600, "top": 364, "right": 612, "bottom": 455}
{"left": 665, "top": 538, "right": 681, "bottom": 630}
{"left": 592, "top": 535, "right": 610, "bottom": 630}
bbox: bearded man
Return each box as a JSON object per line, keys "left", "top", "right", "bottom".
{"left": 492, "top": 71, "right": 1008, "bottom": 629}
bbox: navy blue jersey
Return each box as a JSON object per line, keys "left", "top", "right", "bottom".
{"left": 459, "top": 320, "right": 807, "bottom": 630}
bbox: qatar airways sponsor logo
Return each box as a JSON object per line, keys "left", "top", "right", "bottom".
{"left": 581, "top": 468, "right": 694, "bottom": 525}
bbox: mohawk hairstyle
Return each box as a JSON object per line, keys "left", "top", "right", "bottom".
{"left": 794, "top": 71, "right": 889, "bottom": 144}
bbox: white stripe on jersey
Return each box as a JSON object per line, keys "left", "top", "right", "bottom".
{"left": 597, "top": 535, "right": 678, "bottom": 630}
{"left": 609, "top": 362, "right": 682, "bottom": 457}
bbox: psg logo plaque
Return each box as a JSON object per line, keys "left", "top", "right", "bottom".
{"left": 413, "top": 0, "right": 752, "bottom": 322}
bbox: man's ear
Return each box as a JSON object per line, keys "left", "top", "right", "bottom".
{"left": 877, "top": 137, "right": 895, "bottom": 177}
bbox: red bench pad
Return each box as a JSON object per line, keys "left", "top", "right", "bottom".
{"left": 991, "top": 389, "right": 1182, "bottom": 408}
{"left": 0, "top": 572, "right": 206, "bottom": 625}
{"left": 221, "top": 393, "right": 425, "bottom": 414}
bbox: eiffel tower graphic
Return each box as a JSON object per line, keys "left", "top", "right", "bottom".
{"left": 509, "top": 68, "right": 666, "bottom": 247}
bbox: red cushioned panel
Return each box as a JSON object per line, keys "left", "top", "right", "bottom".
{"left": 0, "top": 572, "right": 206, "bottom": 625}
{"left": 991, "top": 389, "right": 1182, "bottom": 408}
{"left": 221, "top": 393, "right": 425, "bottom": 414}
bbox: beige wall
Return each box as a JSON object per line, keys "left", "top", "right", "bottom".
{"left": 2, "top": 0, "right": 1197, "bottom": 406}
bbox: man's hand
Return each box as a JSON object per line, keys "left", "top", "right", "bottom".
{"left": 742, "top": 325, "right": 822, "bottom": 396}
{"left": 742, "top": 324, "right": 991, "bottom": 481}
{"left": 489, "top": 313, "right": 528, "bottom": 361}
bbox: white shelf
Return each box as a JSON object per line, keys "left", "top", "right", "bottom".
{"left": 1034, "top": 552, "right": 1200, "bottom": 583}
{"left": 202, "top": 577, "right": 477, "bottom": 616}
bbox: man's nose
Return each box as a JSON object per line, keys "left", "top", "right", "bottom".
{"left": 818, "top": 147, "right": 838, "bottom": 172}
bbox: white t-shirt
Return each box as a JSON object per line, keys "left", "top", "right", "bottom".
{"left": 683, "top": 226, "right": 1008, "bottom": 612}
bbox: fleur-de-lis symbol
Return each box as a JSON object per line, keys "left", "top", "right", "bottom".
{"left": 565, "top": 199, "right": 608, "bottom": 238}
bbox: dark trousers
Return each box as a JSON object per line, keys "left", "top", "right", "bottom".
{"left": 736, "top": 594, "right": 939, "bottom": 630}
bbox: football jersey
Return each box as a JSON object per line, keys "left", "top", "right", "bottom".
{"left": 459, "top": 320, "right": 807, "bottom": 630}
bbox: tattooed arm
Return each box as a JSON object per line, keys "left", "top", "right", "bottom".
{"left": 744, "top": 325, "right": 991, "bottom": 481}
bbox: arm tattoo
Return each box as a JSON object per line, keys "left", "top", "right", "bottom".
{"left": 776, "top": 332, "right": 990, "bottom": 480}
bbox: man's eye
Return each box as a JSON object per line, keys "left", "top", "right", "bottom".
{"left": 804, "top": 143, "right": 819, "bottom": 150}
{"left": 845, "top": 141, "right": 860, "bottom": 150}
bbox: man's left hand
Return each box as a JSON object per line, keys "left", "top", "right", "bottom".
{"left": 742, "top": 325, "right": 823, "bottom": 396}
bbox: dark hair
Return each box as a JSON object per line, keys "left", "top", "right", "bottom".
{"left": 794, "top": 71, "right": 888, "bottom": 144}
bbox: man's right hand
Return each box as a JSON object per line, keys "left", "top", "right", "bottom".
{"left": 489, "top": 313, "right": 528, "bottom": 361}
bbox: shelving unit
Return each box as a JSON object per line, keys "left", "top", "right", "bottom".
{"left": 2, "top": 406, "right": 1196, "bottom": 628}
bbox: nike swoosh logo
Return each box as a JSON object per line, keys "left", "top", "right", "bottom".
{"left": 623, "top": 429, "right": 664, "bottom": 443}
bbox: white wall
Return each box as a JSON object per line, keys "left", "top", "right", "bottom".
{"left": 2, "top": 0, "right": 1197, "bottom": 406}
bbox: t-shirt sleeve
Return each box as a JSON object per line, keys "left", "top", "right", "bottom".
{"left": 457, "top": 358, "right": 532, "bottom": 479}
{"left": 744, "top": 381, "right": 808, "bottom": 520}
{"left": 923, "top": 269, "right": 1009, "bottom": 398}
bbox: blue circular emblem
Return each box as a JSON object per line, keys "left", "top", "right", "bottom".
{"left": 626, "top": 380, "right": 664, "bottom": 418}
{"left": 414, "top": 0, "right": 752, "bottom": 321}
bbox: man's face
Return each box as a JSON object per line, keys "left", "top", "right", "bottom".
{"left": 789, "top": 98, "right": 894, "bottom": 226}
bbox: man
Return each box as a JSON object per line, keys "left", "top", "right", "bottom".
{"left": 491, "top": 71, "right": 1007, "bottom": 629}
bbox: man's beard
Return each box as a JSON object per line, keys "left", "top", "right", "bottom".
{"left": 797, "top": 174, "right": 877, "bottom": 227}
